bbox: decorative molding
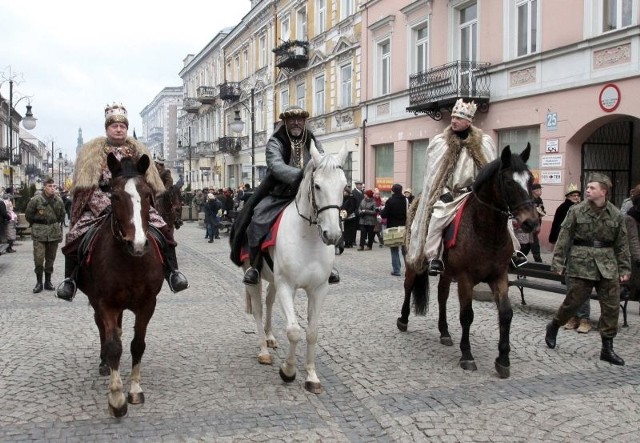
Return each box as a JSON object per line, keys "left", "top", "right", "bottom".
{"left": 376, "top": 102, "right": 390, "bottom": 116}
{"left": 369, "top": 14, "right": 395, "bottom": 33}
{"left": 593, "top": 43, "right": 631, "bottom": 69}
{"left": 333, "top": 110, "right": 354, "bottom": 128}
{"left": 509, "top": 67, "right": 536, "bottom": 87}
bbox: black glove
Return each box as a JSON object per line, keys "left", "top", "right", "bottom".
{"left": 440, "top": 192, "right": 454, "bottom": 203}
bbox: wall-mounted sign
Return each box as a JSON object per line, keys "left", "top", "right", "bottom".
{"left": 540, "top": 170, "right": 562, "bottom": 184}
{"left": 546, "top": 112, "right": 558, "bottom": 131}
{"left": 541, "top": 154, "right": 563, "bottom": 168}
{"left": 599, "top": 83, "right": 621, "bottom": 112}
{"left": 545, "top": 138, "right": 559, "bottom": 153}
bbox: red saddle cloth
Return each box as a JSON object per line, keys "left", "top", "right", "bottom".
{"left": 443, "top": 197, "right": 469, "bottom": 250}
{"left": 240, "top": 210, "right": 285, "bottom": 262}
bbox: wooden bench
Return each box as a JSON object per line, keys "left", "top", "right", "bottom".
{"left": 508, "top": 262, "right": 630, "bottom": 327}
{"left": 15, "top": 213, "right": 31, "bottom": 238}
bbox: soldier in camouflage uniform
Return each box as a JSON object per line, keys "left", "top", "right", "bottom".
{"left": 545, "top": 173, "right": 631, "bottom": 365}
{"left": 25, "top": 178, "right": 66, "bottom": 293}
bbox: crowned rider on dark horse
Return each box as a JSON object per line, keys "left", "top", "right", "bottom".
{"left": 56, "top": 102, "right": 189, "bottom": 301}
{"left": 230, "top": 105, "right": 340, "bottom": 286}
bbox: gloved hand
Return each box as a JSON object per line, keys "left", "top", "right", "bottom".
{"left": 440, "top": 192, "right": 454, "bottom": 203}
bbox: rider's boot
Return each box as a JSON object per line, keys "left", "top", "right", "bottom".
{"left": 329, "top": 267, "right": 340, "bottom": 284}
{"left": 511, "top": 250, "right": 528, "bottom": 268}
{"left": 44, "top": 273, "right": 55, "bottom": 291}
{"left": 33, "top": 272, "right": 43, "bottom": 294}
{"left": 159, "top": 225, "right": 189, "bottom": 293}
{"left": 428, "top": 259, "right": 445, "bottom": 276}
{"left": 56, "top": 256, "right": 78, "bottom": 301}
{"left": 243, "top": 246, "right": 261, "bottom": 286}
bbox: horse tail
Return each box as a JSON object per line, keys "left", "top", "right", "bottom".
{"left": 412, "top": 269, "right": 429, "bottom": 316}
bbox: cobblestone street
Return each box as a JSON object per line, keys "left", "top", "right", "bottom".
{"left": 1, "top": 221, "right": 639, "bottom": 442}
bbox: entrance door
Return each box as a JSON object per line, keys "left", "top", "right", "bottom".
{"left": 582, "top": 120, "right": 633, "bottom": 207}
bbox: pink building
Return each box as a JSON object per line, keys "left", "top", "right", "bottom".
{"left": 361, "top": 0, "right": 640, "bottom": 251}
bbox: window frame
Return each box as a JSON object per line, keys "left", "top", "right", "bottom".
{"left": 316, "top": 0, "right": 326, "bottom": 34}
{"left": 314, "top": 74, "right": 325, "bottom": 116}
{"left": 515, "top": 0, "right": 539, "bottom": 57}
{"left": 377, "top": 39, "right": 391, "bottom": 96}
{"left": 412, "top": 20, "right": 429, "bottom": 75}
{"left": 340, "top": 63, "right": 353, "bottom": 108}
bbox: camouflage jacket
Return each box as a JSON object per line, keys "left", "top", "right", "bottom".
{"left": 551, "top": 200, "right": 631, "bottom": 280}
{"left": 25, "top": 193, "right": 65, "bottom": 242}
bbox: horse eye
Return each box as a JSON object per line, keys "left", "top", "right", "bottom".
{"left": 314, "top": 183, "right": 321, "bottom": 190}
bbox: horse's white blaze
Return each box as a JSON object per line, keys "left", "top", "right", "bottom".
{"left": 125, "top": 179, "right": 146, "bottom": 248}
{"left": 513, "top": 171, "right": 530, "bottom": 193}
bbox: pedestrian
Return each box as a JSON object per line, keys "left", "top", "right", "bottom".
{"left": 357, "top": 190, "right": 377, "bottom": 251}
{"left": 530, "top": 183, "right": 546, "bottom": 263}
{"left": 56, "top": 102, "right": 188, "bottom": 301}
{"left": 154, "top": 157, "right": 173, "bottom": 190}
{"left": 61, "top": 191, "right": 72, "bottom": 227}
{"left": 25, "top": 177, "right": 65, "bottom": 293}
{"left": 620, "top": 185, "right": 638, "bottom": 215}
{"left": 545, "top": 173, "right": 631, "bottom": 366}
{"left": 373, "top": 189, "right": 385, "bottom": 246}
{"left": 405, "top": 98, "right": 526, "bottom": 275}
{"left": 403, "top": 188, "right": 415, "bottom": 205}
{"left": 381, "top": 183, "right": 408, "bottom": 276}
{"left": 340, "top": 186, "right": 359, "bottom": 248}
{"left": 624, "top": 184, "right": 640, "bottom": 302}
{"left": 204, "top": 192, "right": 222, "bottom": 243}
{"left": 351, "top": 181, "right": 365, "bottom": 246}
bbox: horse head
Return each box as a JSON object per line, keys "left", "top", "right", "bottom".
{"left": 107, "top": 153, "right": 153, "bottom": 256}
{"left": 299, "top": 141, "right": 348, "bottom": 245}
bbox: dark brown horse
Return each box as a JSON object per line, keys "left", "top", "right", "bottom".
{"left": 77, "top": 153, "right": 164, "bottom": 417}
{"left": 398, "top": 145, "right": 539, "bottom": 378}
{"left": 156, "top": 182, "right": 184, "bottom": 234}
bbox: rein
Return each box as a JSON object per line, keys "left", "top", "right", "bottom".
{"left": 296, "top": 166, "right": 342, "bottom": 226}
{"left": 472, "top": 170, "right": 534, "bottom": 219}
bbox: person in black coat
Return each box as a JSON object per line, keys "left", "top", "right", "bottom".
{"left": 380, "top": 183, "right": 408, "bottom": 276}
{"left": 340, "top": 187, "right": 359, "bottom": 248}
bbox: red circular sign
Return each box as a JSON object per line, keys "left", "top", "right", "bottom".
{"left": 599, "top": 83, "right": 621, "bottom": 112}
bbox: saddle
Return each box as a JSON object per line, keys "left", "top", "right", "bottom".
{"left": 239, "top": 210, "right": 285, "bottom": 264}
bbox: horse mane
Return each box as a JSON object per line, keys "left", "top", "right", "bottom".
{"left": 473, "top": 150, "right": 528, "bottom": 193}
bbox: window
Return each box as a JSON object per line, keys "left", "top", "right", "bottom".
{"left": 259, "top": 35, "right": 267, "bottom": 68}
{"left": 341, "top": 0, "right": 355, "bottom": 20}
{"left": 603, "top": 0, "right": 633, "bottom": 31}
{"left": 280, "top": 88, "right": 289, "bottom": 112}
{"left": 378, "top": 40, "right": 391, "bottom": 95}
{"left": 413, "top": 22, "right": 429, "bottom": 74}
{"left": 234, "top": 56, "right": 240, "bottom": 81}
{"left": 256, "top": 98, "right": 264, "bottom": 132}
{"left": 340, "top": 64, "right": 352, "bottom": 107}
{"left": 374, "top": 144, "right": 395, "bottom": 194}
{"left": 281, "top": 15, "right": 291, "bottom": 40}
{"left": 297, "top": 7, "right": 307, "bottom": 40}
{"left": 459, "top": 3, "right": 478, "bottom": 61}
{"left": 497, "top": 127, "right": 540, "bottom": 170}
{"left": 314, "top": 74, "right": 325, "bottom": 115}
{"left": 316, "top": 0, "right": 326, "bottom": 34}
{"left": 410, "top": 140, "right": 429, "bottom": 193}
{"left": 516, "top": 0, "right": 538, "bottom": 56}
{"left": 243, "top": 50, "right": 249, "bottom": 77}
{"left": 296, "top": 83, "right": 305, "bottom": 109}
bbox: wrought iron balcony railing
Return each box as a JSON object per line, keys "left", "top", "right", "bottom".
{"left": 11, "top": 155, "right": 22, "bottom": 166}
{"left": 197, "top": 86, "right": 218, "bottom": 104}
{"left": 149, "top": 126, "right": 163, "bottom": 140}
{"left": 0, "top": 147, "right": 9, "bottom": 161}
{"left": 183, "top": 97, "right": 200, "bottom": 113}
{"left": 406, "top": 60, "right": 491, "bottom": 121}
{"left": 218, "top": 136, "right": 242, "bottom": 154}
{"left": 274, "top": 40, "right": 309, "bottom": 71}
{"left": 196, "top": 141, "right": 215, "bottom": 156}
{"left": 219, "top": 82, "right": 241, "bottom": 102}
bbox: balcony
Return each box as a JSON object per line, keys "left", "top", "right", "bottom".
{"left": 197, "top": 86, "right": 218, "bottom": 104}
{"left": 196, "top": 141, "right": 215, "bottom": 156}
{"left": 149, "top": 126, "right": 163, "bottom": 141}
{"left": 218, "top": 136, "right": 242, "bottom": 154}
{"left": 0, "top": 147, "right": 9, "bottom": 161}
{"left": 273, "top": 40, "right": 309, "bottom": 72}
{"left": 25, "top": 164, "right": 42, "bottom": 176}
{"left": 219, "top": 82, "right": 241, "bottom": 102}
{"left": 406, "top": 60, "right": 491, "bottom": 121}
{"left": 183, "top": 97, "right": 200, "bottom": 114}
{"left": 11, "top": 155, "right": 22, "bottom": 166}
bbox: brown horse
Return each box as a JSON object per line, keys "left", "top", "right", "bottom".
{"left": 77, "top": 153, "right": 164, "bottom": 417}
{"left": 156, "top": 182, "right": 184, "bottom": 234}
{"left": 398, "top": 145, "right": 539, "bottom": 378}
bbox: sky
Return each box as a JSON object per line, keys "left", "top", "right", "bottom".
{"left": 0, "top": 0, "right": 250, "bottom": 160}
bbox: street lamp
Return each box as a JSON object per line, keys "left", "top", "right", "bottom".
{"left": 177, "top": 126, "right": 192, "bottom": 187}
{"left": 229, "top": 87, "right": 255, "bottom": 189}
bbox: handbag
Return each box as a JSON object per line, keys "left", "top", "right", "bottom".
{"left": 382, "top": 226, "right": 405, "bottom": 247}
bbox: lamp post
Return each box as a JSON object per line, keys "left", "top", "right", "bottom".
{"left": 177, "top": 126, "right": 192, "bottom": 187}
{"left": 229, "top": 87, "right": 255, "bottom": 189}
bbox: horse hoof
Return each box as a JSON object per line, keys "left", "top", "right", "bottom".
{"left": 396, "top": 318, "right": 408, "bottom": 332}
{"left": 127, "top": 391, "right": 145, "bottom": 405}
{"left": 99, "top": 363, "right": 110, "bottom": 377}
{"left": 266, "top": 339, "right": 278, "bottom": 349}
{"left": 459, "top": 360, "right": 477, "bottom": 371}
{"left": 440, "top": 336, "right": 454, "bottom": 346}
{"left": 304, "top": 381, "right": 322, "bottom": 394}
{"left": 495, "top": 361, "right": 510, "bottom": 379}
{"left": 108, "top": 402, "right": 128, "bottom": 418}
{"left": 258, "top": 354, "right": 272, "bottom": 365}
{"left": 279, "top": 367, "right": 296, "bottom": 383}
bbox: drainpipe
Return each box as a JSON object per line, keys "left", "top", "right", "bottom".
{"left": 361, "top": 118, "right": 367, "bottom": 184}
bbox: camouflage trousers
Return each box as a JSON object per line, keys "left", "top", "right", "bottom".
{"left": 553, "top": 276, "right": 620, "bottom": 338}
{"left": 33, "top": 241, "right": 59, "bottom": 275}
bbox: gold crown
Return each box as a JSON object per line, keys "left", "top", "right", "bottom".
{"left": 451, "top": 99, "right": 477, "bottom": 121}
{"left": 104, "top": 102, "right": 129, "bottom": 128}
{"left": 565, "top": 183, "right": 580, "bottom": 196}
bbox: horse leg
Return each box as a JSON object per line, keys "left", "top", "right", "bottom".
{"left": 94, "top": 310, "right": 109, "bottom": 376}
{"left": 457, "top": 278, "right": 477, "bottom": 371}
{"left": 303, "top": 284, "right": 329, "bottom": 394}
{"left": 101, "top": 308, "right": 127, "bottom": 417}
{"left": 490, "top": 278, "right": 512, "bottom": 379}
{"left": 264, "top": 282, "right": 278, "bottom": 349}
{"left": 277, "top": 285, "right": 300, "bottom": 384}
{"left": 438, "top": 275, "right": 453, "bottom": 346}
{"left": 246, "top": 279, "right": 272, "bottom": 365}
{"left": 127, "top": 303, "right": 156, "bottom": 405}
{"left": 397, "top": 269, "right": 415, "bottom": 331}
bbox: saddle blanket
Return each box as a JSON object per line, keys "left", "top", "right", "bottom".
{"left": 240, "top": 210, "right": 285, "bottom": 263}
{"left": 443, "top": 197, "right": 469, "bottom": 250}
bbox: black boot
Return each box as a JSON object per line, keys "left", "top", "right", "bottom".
{"left": 242, "top": 246, "right": 261, "bottom": 286}
{"left": 600, "top": 337, "right": 625, "bottom": 365}
{"left": 33, "top": 272, "right": 43, "bottom": 294}
{"left": 44, "top": 273, "right": 55, "bottom": 291}
{"left": 545, "top": 321, "right": 560, "bottom": 349}
{"left": 56, "top": 256, "right": 78, "bottom": 301}
{"left": 164, "top": 245, "right": 189, "bottom": 293}
{"left": 428, "top": 259, "right": 444, "bottom": 276}
{"left": 329, "top": 267, "right": 340, "bottom": 284}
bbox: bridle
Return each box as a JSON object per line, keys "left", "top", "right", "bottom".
{"left": 473, "top": 168, "right": 534, "bottom": 219}
{"left": 296, "top": 165, "right": 343, "bottom": 228}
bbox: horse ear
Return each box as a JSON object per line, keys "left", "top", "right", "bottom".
{"left": 520, "top": 143, "right": 531, "bottom": 163}
{"left": 107, "top": 152, "right": 121, "bottom": 176}
{"left": 138, "top": 154, "right": 150, "bottom": 175}
{"left": 337, "top": 142, "right": 348, "bottom": 165}
{"left": 500, "top": 145, "right": 512, "bottom": 168}
{"left": 310, "top": 139, "right": 322, "bottom": 166}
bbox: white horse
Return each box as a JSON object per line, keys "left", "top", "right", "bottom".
{"left": 244, "top": 141, "right": 347, "bottom": 394}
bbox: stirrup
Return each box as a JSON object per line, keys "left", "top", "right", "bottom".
{"left": 511, "top": 251, "right": 528, "bottom": 268}
{"left": 167, "top": 270, "right": 189, "bottom": 293}
{"left": 428, "top": 259, "right": 444, "bottom": 276}
{"left": 243, "top": 267, "right": 260, "bottom": 286}
{"left": 56, "top": 279, "right": 77, "bottom": 302}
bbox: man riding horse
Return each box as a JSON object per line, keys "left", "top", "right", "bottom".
{"left": 56, "top": 102, "right": 189, "bottom": 301}
{"left": 230, "top": 105, "right": 339, "bottom": 286}
{"left": 405, "top": 99, "right": 527, "bottom": 275}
